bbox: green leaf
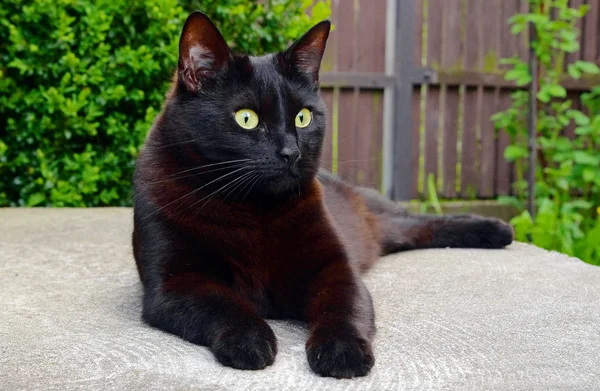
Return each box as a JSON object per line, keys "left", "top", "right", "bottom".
{"left": 574, "top": 151, "right": 600, "bottom": 165}
{"left": 505, "top": 68, "right": 532, "bottom": 86}
{"left": 537, "top": 87, "right": 551, "bottom": 103}
{"left": 27, "top": 192, "right": 46, "bottom": 207}
{"left": 546, "top": 84, "right": 567, "bottom": 98}
{"left": 554, "top": 137, "right": 572, "bottom": 152}
{"left": 504, "top": 145, "right": 528, "bottom": 162}
{"left": 583, "top": 169, "right": 596, "bottom": 182}
{"left": 575, "top": 126, "right": 593, "bottom": 136}
{"left": 510, "top": 211, "right": 533, "bottom": 242}
{"left": 567, "top": 64, "right": 582, "bottom": 79}
{"left": 426, "top": 174, "right": 442, "bottom": 215}
{"left": 569, "top": 200, "right": 592, "bottom": 210}
{"left": 511, "top": 23, "right": 526, "bottom": 35}
{"left": 568, "top": 110, "right": 590, "bottom": 126}
{"left": 575, "top": 61, "right": 600, "bottom": 75}
{"left": 577, "top": 5, "right": 590, "bottom": 18}
{"left": 559, "top": 40, "right": 579, "bottom": 53}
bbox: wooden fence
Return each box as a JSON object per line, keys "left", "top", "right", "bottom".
{"left": 318, "top": 0, "right": 600, "bottom": 200}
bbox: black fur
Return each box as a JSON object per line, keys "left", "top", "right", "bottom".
{"left": 132, "top": 12, "right": 514, "bottom": 379}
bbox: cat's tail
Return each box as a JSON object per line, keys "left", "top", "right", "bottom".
{"left": 353, "top": 187, "right": 514, "bottom": 256}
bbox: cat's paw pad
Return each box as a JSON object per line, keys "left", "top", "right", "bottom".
{"left": 306, "top": 332, "right": 374, "bottom": 378}
{"left": 212, "top": 322, "right": 277, "bottom": 370}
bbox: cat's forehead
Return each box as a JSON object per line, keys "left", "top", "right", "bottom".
{"left": 247, "top": 54, "right": 284, "bottom": 83}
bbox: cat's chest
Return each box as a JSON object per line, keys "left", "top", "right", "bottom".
{"left": 193, "top": 203, "right": 337, "bottom": 300}
{"left": 201, "top": 215, "right": 326, "bottom": 269}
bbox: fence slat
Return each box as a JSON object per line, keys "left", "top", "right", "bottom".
{"left": 568, "top": 0, "right": 586, "bottom": 66}
{"left": 411, "top": 89, "right": 421, "bottom": 198}
{"left": 501, "top": 0, "right": 520, "bottom": 68}
{"left": 479, "top": 89, "right": 497, "bottom": 197}
{"left": 358, "top": 0, "right": 387, "bottom": 73}
{"left": 495, "top": 2, "right": 519, "bottom": 196}
{"left": 477, "top": 1, "right": 502, "bottom": 197}
{"left": 461, "top": 89, "right": 479, "bottom": 198}
{"left": 322, "top": 0, "right": 341, "bottom": 173}
{"left": 440, "top": 0, "right": 462, "bottom": 198}
{"left": 465, "top": 0, "right": 481, "bottom": 69}
{"left": 517, "top": 0, "right": 529, "bottom": 60}
{"left": 371, "top": 91, "right": 384, "bottom": 190}
{"left": 461, "top": 0, "right": 483, "bottom": 198}
{"left": 321, "top": 89, "right": 334, "bottom": 171}
{"left": 583, "top": 0, "right": 600, "bottom": 63}
{"left": 350, "top": 0, "right": 386, "bottom": 188}
{"left": 496, "top": 92, "right": 512, "bottom": 196}
{"left": 335, "top": 1, "right": 357, "bottom": 182}
{"left": 424, "top": 87, "right": 441, "bottom": 196}
{"left": 423, "top": 0, "right": 443, "bottom": 196}
{"left": 411, "top": 0, "right": 424, "bottom": 198}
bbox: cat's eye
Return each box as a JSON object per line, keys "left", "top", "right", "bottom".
{"left": 234, "top": 109, "right": 259, "bottom": 130}
{"left": 295, "top": 108, "right": 312, "bottom": 128}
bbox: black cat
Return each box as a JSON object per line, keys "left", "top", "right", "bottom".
{"left": 132, "top": 12, "right": 514, "bottom": 378}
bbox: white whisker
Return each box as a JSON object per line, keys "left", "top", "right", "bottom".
{"left": 147, "top": 162, "right": 248, "bottom": 185}
{"left": 191, "top": 171, "right": 257, "bottom": 217}
{"left": 142, "top": 166, "right": 250, "bottom": 220}
{"left": 221, "top": 173, "right": 258, "bottom": 204}
{"left": 162, "top": 158, "right": 251, "bottom": 179}
{"left": 240, "top": 174, "right": 264, "bottom": 204}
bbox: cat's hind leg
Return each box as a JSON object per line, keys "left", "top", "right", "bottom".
{"left": 352, "top": 186, "right": 514, "bottom": 254}
{"left": 378, "top": 213, "right": 514, "bottom": 255}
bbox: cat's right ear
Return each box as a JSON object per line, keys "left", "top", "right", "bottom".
{"left": 178, "top": 12, "right": 232, "bottom": 92}
{"left": 283, "top": 20, "right": 331, "bottom": 85}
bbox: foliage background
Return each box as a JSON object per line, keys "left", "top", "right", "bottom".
{"left": 493, "top": 0, "right": 600, "bottom": 265}
{"left": 0, "top": 0, "right": 331, "bottom": 206}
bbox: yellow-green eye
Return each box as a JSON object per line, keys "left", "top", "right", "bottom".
{"left": 295, "top": 108, "right": 312, "bottom": 128}
{"left": 234, "top": 109, "right": 259, "bottom": 130}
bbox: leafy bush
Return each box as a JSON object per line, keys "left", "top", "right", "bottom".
{"left": 493, "top": 0, "right": 600, "bottom": 265}
{"left": 0, "top": 0, "right": 331, "bottom": 206}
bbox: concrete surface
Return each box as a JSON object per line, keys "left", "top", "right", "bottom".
{"left": 1, "top": 208, "right": 599, "bottom": 390}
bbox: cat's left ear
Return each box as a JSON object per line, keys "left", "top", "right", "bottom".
{"left": 284, "top": 21, "right": 331, "bottom": 84}
{"left": 178, "top": 12, "right": 232, "bottom": 92}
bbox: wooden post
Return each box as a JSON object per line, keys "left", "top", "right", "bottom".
{"left": 382, "top": 0, "right": 397, "bottom": 197}
{"left": 391, "top": 0, "right": 416, "bottom": 200}
{"left": 528, "top": 1, "right": 538, "bottom": 219}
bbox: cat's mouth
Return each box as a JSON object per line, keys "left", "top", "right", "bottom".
{"left": 259, "top": 167, "right": 304, "bottom": 195}
{"left": 288, "top": 164, "right": 301, "bottom": 178}
{"left": 261, "top": 157, "right": 301, "bottom": 179}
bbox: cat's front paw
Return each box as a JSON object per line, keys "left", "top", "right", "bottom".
{"left": 306, "top": 329, "right": 374, "bottom": 378}
{"left": 212, "top": 321, "right": 277, "bottom": 370}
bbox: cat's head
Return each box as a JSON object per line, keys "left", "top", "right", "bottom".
{"left": 160, "top": 12, "right": 330, "bottom": 197}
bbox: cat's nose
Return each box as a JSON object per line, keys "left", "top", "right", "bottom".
{"left": 279, "top": 148, "right": 301, "bottom": 166}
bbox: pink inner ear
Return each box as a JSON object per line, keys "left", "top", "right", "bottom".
{"left": 177, "top": 12, "right": 232, "bottom": 91}
{"left": 188, "top": 45, "right": 218, "bottom": 76}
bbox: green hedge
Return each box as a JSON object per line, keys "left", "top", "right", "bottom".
{"left": 0, "top": 0, "right": 331, "bottom": 206}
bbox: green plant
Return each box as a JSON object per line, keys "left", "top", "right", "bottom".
{"left": 0, "top": 0, "right": 331, "bottom": 206}
{"left": 493, "top": 0, "right": 600, "bottom": 265}
{"left": 420, "top": 173, "right": 443, "bottom": 215}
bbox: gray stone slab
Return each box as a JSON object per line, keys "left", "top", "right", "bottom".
{"left": 1, "top": 208, "right": 599, "bottom": 390}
